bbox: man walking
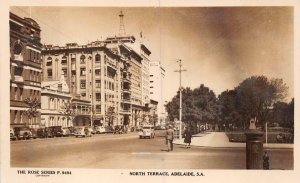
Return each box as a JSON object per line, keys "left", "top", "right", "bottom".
{"left": 166, "top": 125, "right": 174, "bottom": 152}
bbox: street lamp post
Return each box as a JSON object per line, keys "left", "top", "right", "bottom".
{"left": 175, "top": 59, "right": 186, "bottom": 140}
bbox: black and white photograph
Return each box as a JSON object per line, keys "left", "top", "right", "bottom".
{"left": 1, "top": 1, "right": 299, "bottom": 183}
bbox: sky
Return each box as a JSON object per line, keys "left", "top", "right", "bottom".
{"left": 10, "top": 7, "right": 294, "bottom": 102}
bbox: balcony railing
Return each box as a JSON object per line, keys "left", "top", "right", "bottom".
{"left": 14, "top": 54, "right": 23, "bottom": 62}
{"left": 14, "top": 76, "right": 24, "bottom": 82}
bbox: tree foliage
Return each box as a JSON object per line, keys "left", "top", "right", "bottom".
{"left": 165, "top": 84, "right": 218, "bottom": 127}
{"left": 235, "top": 76, "right": 288, "bottom": 127}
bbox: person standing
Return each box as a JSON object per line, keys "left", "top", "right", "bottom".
{"left": 183, "top": 127, "right": 192, "bottom": 148}
{"left": 165, "top": 125, "right": 174, "bottom": 152}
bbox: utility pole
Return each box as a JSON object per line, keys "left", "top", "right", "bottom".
{"left": 175, "top": 59, "right": 186, "bottom": 139}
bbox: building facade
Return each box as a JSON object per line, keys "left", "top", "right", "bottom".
{"left": 42, "top": 40, "right": 131, "bottom": 127}
{"left": 149, "top": 61, "right": 166, "bottom": 126}
{"left": 10, "top": 13, "right": 42, "bottom": 129}
{"left": 41, "top": 74, "right": 72, "bottom": 127}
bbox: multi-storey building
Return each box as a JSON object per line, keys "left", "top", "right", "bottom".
{"left": 42, "top": 40, "right": 131, "bottom": 127}
{"left": 10, "top": 13, "right": 42, "bottom": 129}
{"left": 140, "top": 44, "right": 151, "bottom": 107}
{"left": 149, "top": 61, "right": 166, "bottom": 126}
{"left": 105, "top": 36, "right": 144, "bottom": 127}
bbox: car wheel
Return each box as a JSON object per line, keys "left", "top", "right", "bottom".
{"left": 139, "top": 136, "right": 142, "bottom": 139}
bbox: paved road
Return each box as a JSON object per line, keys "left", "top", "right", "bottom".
{"left": 11, "top": 131, "right": 293, "bottom": 169}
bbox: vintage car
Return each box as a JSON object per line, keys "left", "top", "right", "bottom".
{"left": 94, "top": 126, "right": 106, "bottom": 134}
{"left": 62, "top": 127, "right": 71, "bottom": 137}
{"left": 10, "top": 128, "right": 17, "bottom": 140}
{"left": 50, "top": 126, "right": 64, "bottom": 137}
{"left": 74, "top": 126, "right": 92, "bottom": 137}
{"left": 36, "top": 128, "right": 47, "bottom": 138}
{"left": 14, "top": 127, "right": 33, "bottom": 140}
{"left": 139, "top": 125, "right": 155, "bottom": 139}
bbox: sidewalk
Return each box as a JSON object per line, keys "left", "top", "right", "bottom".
{"left": 173, "top": 132, "right": 294, "bottom": 149}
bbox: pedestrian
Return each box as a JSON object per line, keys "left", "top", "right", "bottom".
{"left": 263, "top": 151, "right": 270, "bottom": 170}
{"left": 183, "top": 127, "right": 192, "bottom": 148}
{"left": 165, "top": 125, "right": 174, "bottom": 152}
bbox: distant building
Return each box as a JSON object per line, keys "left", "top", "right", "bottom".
{"left": 10, "top": 13, "right": 42, "bottom": 129}
{"left": 149, "top": 61, "right": 166, "bottom": 125}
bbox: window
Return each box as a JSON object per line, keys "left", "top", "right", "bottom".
{"left": 15, "top": 67, "right": 23, "bottom": 76}
{"left": 95, "top": 80, "right": 101, "bottom": 88}
{"left": 61, "top": 56, "right": 67, "bottom": 65}
{"left": 47, "top": 69, "right": 52, "bottom": 77}
{"left": 62, "top": 68, "right": 67, "bottom": 77}
{"left": 150, "top": 81, "right": 153, "bottom": 83}
{"left": 14, "top": 43, "right": 22, "bottom": 54}
{"left": 96, "top": 93, "right": 101, "bottom": 101}
{"left": 96, "top": 105, "right": 101, "bottom": 113}
{"left": 80, "top": 55, "right": 86, "bottom": 64}
{"left": 80, "top": 80, "right": 86, "bottom": 89}
{"left": 80, "top": 68, "right": 86, "bottom": 76}
{"left": 150, "top": 92, "right": 153, "bottom": 94}
{"left": 81, "top": 93, "right": 86, "bottom": 97}
{"left": 46, "top": 57, "right": 52, "bottom": 66}
{"left": 95, "top": 54, "right": 101, "bottom": 62}
{"left": 58, "top": 84, "right": 62, "bottom": 91}
{"left": 150, "top": 75, "right": 153, "bottom": 77}
{"left": 95, "top": 69, "right": 100, "bottom": 76}
{"left": 150, "top": 86, "right": 153, "bottom": 88}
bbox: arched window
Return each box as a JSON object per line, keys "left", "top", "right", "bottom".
{"left": 46, "top": 57, "right": 52, "bottom": 66}
{"left": 95, "top": 54, "right": 101, "bottom": 62}
{"left": 14, "top": 43, "right": 22, "bottom": 55}
{"left": 61, "top": 56, "right": 67, "bottom": 65}
{"left": 80, "top": 55, "right": 86, "bottom": 64}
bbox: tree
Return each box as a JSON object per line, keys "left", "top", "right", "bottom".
{"left": 218, "top": 90, "right": 242, "bottom": 129}
{"left": 272, "top": 98, "right": 294, "bottom": 129}
{"left": 235, "top": 76, "right": 288, "bottom": 128}
{"left": 24, "top": 97, "right": 40, "bottom": 127}
{"left": 60, "top": 100, "right": 76, "bottom": 125}
{"left": 165, "top": 84, "right": 218, "bottom": 130}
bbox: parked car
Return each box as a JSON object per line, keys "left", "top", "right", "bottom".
{"left": 104, "top": 126, "right": 114, "bottom": 133}
{"left": 37, "top": 128, "right": 47, "bottom": 138}
{"left": 113, "top": 125, "right": 124, "bottom": 134}
{"left": 44, "top": 127, "right": 55, "bottom": 138}
{"left": 14, "top": 127, "right": 33, "bottom": 140}
{"left": 62, "top": 127, "right": 71, "bottom": 137}
{"left": 94, "top": 126, "right": 106, "bottom": 134}
{"left": 10, "top": 128, "right": 17, "bottom": 140}
{"left": 68, "top": 127, "right": 76, "bottom": 136}
{"left": 50, "top": 126, "right": 64, "bottom": 137}
{"left": 139, "top": 125, "right": 155, "bottom": 139}
{"left": 29, "top": 128, "right": 37, "bottom": 139}
{"left": 74, "top": 126, "right": 92, "bottom": 137}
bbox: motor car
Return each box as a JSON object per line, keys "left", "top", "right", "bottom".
{"left": 74, "top": 126, "right": 92, "bottom": 137}
{"left": 62, "top": 127, "right": 71, "bottom": 137}
{"left": 44, "top": 127, "right": 55, "bottom": 138}
{"left": 50, "top": 126, "right": 64, "bottom": 137}
{"left": 29, "top": 128, "right": 38, "bottom": 139}
{"left": 10, "top": 128, "right": 17, "bottom": 140}
{"left": 37, "top": 128, "right": 47, "bottom": 138}
{"left": 113, "top": 125, "right": 124, "bottom": 134}
{"left": 104, "top": 126, "right": 114, "bottom": 133}
{"left": 139, "top": 125, "right": 155, "bottom": 139}
{"left": 86, "top": 127, "right": 94, "bottom": 136}
{"left": 14, "top": 127, "right": 33, "bottom": 140}
{"left": 68, "top": 127, "right": 76, "bottom": 136}
{"left": 94, "top": 126, "right": 105, "bottom": 134}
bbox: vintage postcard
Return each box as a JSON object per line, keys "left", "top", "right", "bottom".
{"left": 1, "top": 0, "right": 299, "bottom": 183}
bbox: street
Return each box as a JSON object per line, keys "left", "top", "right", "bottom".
{"left": 11, "top": 131, "right": 293, "bottom": 169}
